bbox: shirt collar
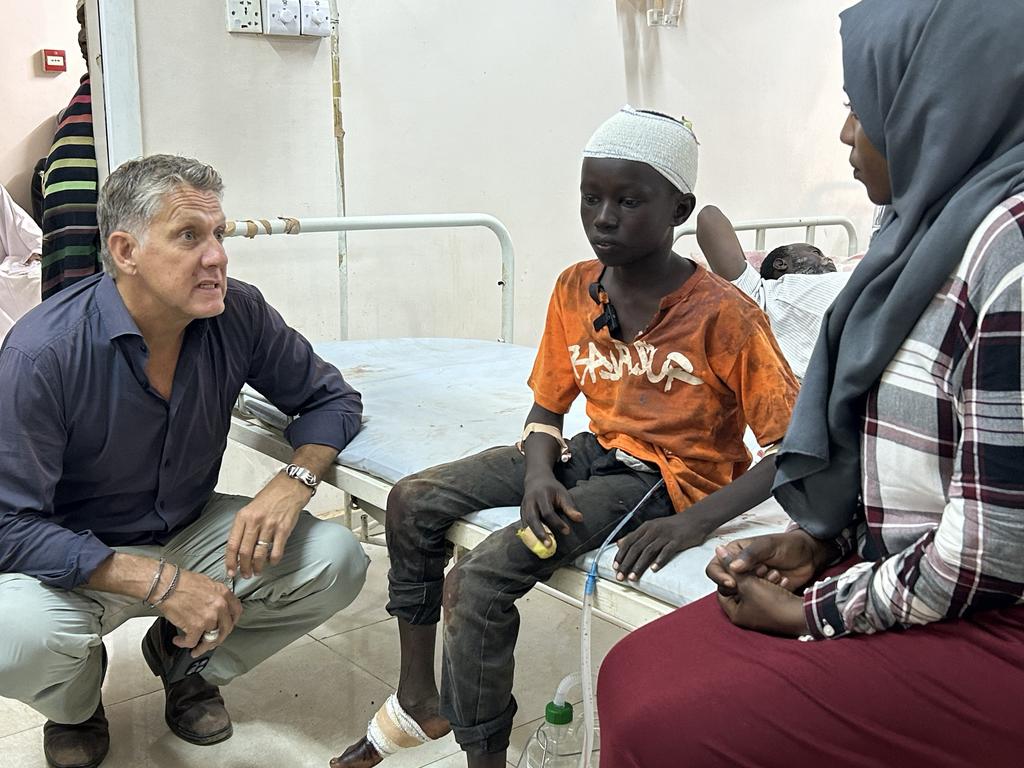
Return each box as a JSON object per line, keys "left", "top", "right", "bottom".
{"left": 96, "top": 274, "right": 143, "bottom": 341}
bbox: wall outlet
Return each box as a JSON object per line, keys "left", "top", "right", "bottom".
{"left": 226, "top": 0, "right": 263, "bottom": 33}
{"left": 262, "top": 0, "right": 301, "bottom": 36}
{"left": 300, "top": 0, "right": 332, "bottom": 37}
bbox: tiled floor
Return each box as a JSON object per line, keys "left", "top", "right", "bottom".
{"left": 0, "top": 543, "right": 625, "bottom": 768}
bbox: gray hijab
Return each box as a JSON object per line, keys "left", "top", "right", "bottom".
{"left": 773, "top": 0, "right": 1024, "bottom": 537}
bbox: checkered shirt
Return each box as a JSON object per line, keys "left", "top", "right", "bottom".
{"left": 803, "top": 195, "right": 1024, "bottom": 639}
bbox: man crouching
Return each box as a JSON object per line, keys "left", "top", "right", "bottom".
{"left": 0, "top": 154, "right": 368, "bottom": 768}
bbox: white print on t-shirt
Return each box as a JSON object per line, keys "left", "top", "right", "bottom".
{"left": 568, "top": 340, "right": 704, "bottom": 392}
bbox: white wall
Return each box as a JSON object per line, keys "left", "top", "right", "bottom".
{"left": 338, "top": 0, "right": 873, "bottom": 345}
{"left": 132, "top": 0, "right": 343, "bottom": 340}
{"left": 131, "top": 0, "right": 348, "bottom": 506}
{"left": 0, "top": 1, "right": 85, "bottom": 211}
{"left": 616, "top": 0, "right": 870, "bottom": 257}
{"left": 339, "top": 0, "right": 628, "bottom": 345}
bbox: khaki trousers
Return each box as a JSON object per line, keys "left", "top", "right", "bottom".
{"left": 0, "top": 493, "right": 368, "bottom": 724}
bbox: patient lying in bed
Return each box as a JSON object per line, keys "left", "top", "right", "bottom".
{"left": 696, "top": 204, "right": 852, "bottom": 378}
{"left": 331, "top": 106, "right": 799, "bottom": 768}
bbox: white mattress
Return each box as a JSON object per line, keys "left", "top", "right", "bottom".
{"left": 240, "top": 338, "right": 789, "bottom": 607}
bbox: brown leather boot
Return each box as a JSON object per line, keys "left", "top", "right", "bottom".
{"left": 141, "top": 617, "right": 233, "bottom": 746}
{"left": 43, "top": 646, "right": 110, "bottom": 768}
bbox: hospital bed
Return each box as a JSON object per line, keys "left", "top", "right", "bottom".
{"left": 226, "top": 212, "right": 859, "bottom": 630}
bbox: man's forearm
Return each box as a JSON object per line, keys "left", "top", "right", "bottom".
{"left": 288, "top": 442, "right": 340, "bottom": 479}
{"left": 85, "top": 551, "right": 169, "bottom": 601}
{"left": 258, "top": 443, "right": 340, "bottom": 507}
{"left": 686, "top": 456, "right": 777, "bottom": 535}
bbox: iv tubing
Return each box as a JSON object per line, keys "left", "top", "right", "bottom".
{"left": 578, "top": 478, "right": 665, "bottom": 768}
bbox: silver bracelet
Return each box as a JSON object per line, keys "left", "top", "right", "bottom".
{"left": 142, "top": 558, "right": 166, "bottom": 605}
{"left": 147, "top": 564, "right": 180, "bottom": 608}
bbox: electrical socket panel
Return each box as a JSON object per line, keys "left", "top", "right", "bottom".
{"left": 262, "top": 0, "right": 301, "bottom": 36}
{"left": 226, "top": 0, "right": 263, "bottom": 33}
{"left": 300, "top": 0, "right": 332, "bottom": 37}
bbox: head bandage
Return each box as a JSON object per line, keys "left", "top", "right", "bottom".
{"left": 584, "top": 105, "right": 698, "bottom": 195}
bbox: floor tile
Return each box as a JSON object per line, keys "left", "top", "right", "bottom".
{"left": 0, "top": 695, "right": 44, "bottom": 739}
{"left": 0, "top": 637, "right": 461, "bottom": 768}
{"left": 309, "top": 544, "right": 391, "bottom": 639}
{"left": 322, "top": 588, "right": 627, "bottom": 733}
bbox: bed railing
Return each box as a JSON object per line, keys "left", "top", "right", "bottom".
{"left": 224, "top": 213, "right": 517, "bottom": 343}
{"left": 674, "top": 216, "right": 859, "bottom": 257}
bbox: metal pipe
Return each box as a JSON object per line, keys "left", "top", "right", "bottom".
{"left": 225, "top": 213, "right": 517, "bottom": 343}
{"left": 675, "top": 215, "right": 860, "bottom": 257}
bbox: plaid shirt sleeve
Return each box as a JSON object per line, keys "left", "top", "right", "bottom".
{"left": 802, "top": 200, "right": 1024, "bottom": 640}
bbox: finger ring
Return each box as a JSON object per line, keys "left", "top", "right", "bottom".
{"left": 202, "top": 629, "right": 220, "bottom": 643}
{"left": 256, "top": 540, "right": 273, "bottom": 548}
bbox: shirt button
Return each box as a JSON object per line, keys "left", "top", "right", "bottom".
{"left": 157, "top": 500, "right": 165, "bottom": 510}
{"left": 163, "top": 459, "right": 171, "bottom": 468}
{"left": 821, "top": 622, "right": 836, "bottom": 637}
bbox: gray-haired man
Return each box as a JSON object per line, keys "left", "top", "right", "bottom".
{"left": 0, "top": 155, "right": 368, "bottom": 768}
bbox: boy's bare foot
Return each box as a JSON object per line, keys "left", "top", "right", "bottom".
{"left": 329, "top": 699, "right": 450, "bottom": 767}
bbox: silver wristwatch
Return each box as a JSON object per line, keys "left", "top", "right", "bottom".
{"left": 284, "top": 464, "right": 319, "bottom": 496}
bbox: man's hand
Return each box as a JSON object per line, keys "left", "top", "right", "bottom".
{"left": 520, "top": 474, "right": 583, "bottom": 542}
{"left": 706, "top": 530, "right": 831, "bottom": 596}
{"left": 225, "top": 475, "right": 308, "bottom": 579}
{"left": 717, "top": 572, "right": 808, "bottom": 637}
{"left": 159, "top": 570, "right": 243, "bottom": 658}
{"left": 613, "top": 515, "right": 711, "bottom": 582}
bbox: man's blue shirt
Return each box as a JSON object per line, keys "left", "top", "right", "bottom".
{"left": 0, "top": 274, "right": 361, "bottom": 589}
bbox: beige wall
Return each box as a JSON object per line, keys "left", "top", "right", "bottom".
{"left": 0, "top": 1, "right": 85, "bottom": 211}
{"left": 339, "top": 0, "right": 629, "bottom": 345}
{"left": 616, "top": 0, "right": 870, "bottom": 254}
{"left": 132, "top": 0, "right": 343, "bottom": 340}
{"left": 125, "top": 0, "right": 871, "bottom": 349}
{"left": 339, "top": 0, "right": 872, "bottom": 345}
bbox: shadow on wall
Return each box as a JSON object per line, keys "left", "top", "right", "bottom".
{"left": 1, "top": 115, "right": 57, "bottom": 212}
{"left": 615, "top": 0, "right": 677, "bottom": 106}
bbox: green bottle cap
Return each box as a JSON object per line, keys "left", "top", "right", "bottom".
{"left": 545, "top": 700, "right": 573, "bottom": 725}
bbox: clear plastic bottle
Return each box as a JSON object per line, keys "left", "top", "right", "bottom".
{"left": 518, "top": 700, "right": 583, "bottom": 768}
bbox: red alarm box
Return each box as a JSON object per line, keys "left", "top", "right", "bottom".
{"left": 41, "top": 49, "right": 67, "bottom": 73}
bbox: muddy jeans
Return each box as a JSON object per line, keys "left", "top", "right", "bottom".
{"left": 385, "top": 432, "right": 673, "bottom": 754}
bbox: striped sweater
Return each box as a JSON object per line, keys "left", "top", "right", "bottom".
{"left": 40, "top": 74, "right": 100, "bottom": 300}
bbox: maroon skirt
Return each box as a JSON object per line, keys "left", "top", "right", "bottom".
{"left": 597, "top": 577, "right": 1024, "bottom": 767}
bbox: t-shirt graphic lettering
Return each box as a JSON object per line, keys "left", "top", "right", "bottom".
{"left": 568, "top": 340, "right": 705, "bottom": 391}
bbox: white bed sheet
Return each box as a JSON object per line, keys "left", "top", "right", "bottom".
{"left": 240, "top": 338, "right": 789, "bottom": 608}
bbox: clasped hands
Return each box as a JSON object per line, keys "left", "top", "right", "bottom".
{"left": 705, "top": 530, "right": 833, "bottom": 637}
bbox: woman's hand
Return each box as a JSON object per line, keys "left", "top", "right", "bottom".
{"left": 717, "top": 572, "right": 808, "bottom": 637}
{"left": 706, "top": 530, "right": 832, "bottom": 595}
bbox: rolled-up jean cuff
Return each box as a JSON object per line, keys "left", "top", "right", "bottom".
{"left": 449, "top": 697, "right": 518, "bottom": 755}
{"left": 386, "top": 577, "right": 445, "bottom": 625}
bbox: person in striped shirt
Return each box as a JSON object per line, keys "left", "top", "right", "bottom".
{"left": 40, "top": 0, "right": 100, "bottom": 300}
{"left": 598, "top": 1, "right": 1024, "bottom": 765}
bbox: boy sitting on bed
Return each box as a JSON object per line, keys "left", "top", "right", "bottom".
{"left": 331, "top": 106, "right": 799, "bottom": 768}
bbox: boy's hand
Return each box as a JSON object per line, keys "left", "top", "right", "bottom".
{"left": 613, "top": 516, "right": 711, "bottom": 582}
{"left": 521, "top": 474, "right": 583, "bottom": 542}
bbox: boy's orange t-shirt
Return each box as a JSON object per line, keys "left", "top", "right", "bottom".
{"left": 528, "top": 259, "right": 799, "bottom": 513}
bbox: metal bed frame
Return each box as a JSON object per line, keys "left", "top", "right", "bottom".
{"left": 226, "top": 212, "right": 859, "bottom": 630}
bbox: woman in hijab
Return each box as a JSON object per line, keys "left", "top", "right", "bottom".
{"left": 597, "top": 1, "right": 1024, "bottom": 765}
